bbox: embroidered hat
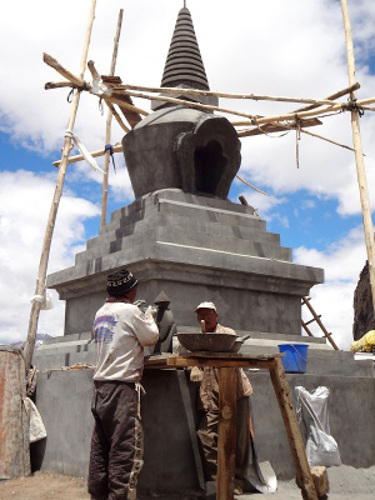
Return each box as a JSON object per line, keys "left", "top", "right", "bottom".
{"left": 106, "top": 268, "right": 138, "bottom": 296}
{"left": 194, "top": 301, "right": 217, "bottom": 312}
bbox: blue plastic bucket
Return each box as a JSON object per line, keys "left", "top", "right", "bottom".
{"left": 278, "top": 344, "right": 309, "bottom": 373}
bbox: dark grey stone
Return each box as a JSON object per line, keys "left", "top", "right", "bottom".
{"left": 123, "top": 109, "right": 241, "bottom": 199}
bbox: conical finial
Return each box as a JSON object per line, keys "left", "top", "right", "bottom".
{"left": 160, "top": 7, "right": 209, "bottom": 89}
{"left": 152, "top": 5, "right": 218, "bottom": 110}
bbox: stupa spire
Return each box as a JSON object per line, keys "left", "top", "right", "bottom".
{"left": 152, "top": 5, "right": 218, "bottom": 110}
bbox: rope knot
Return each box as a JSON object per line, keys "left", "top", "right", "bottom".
{"left": 105, "top": 144, "right": 116, "bottom": 173}
{"left": 345, "top": 98, "right": 365, "bottom": 117}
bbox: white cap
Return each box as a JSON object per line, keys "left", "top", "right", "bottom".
{"left": 194, "top": 301, "right": 217, "bottom": 312}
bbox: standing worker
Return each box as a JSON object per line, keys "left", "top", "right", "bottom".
{"left": 88, "top": 268, "right": 159, "bottom": 500}
{"left": 193, "top": 301, "right": 253, "bottom": 495}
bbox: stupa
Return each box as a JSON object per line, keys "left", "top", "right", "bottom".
{"left": 47, "top": 6, "right": 323, "bottom": 336}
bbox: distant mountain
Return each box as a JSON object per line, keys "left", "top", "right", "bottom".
{"left": 6, "top": 333, "right": 55, "bottom": 349}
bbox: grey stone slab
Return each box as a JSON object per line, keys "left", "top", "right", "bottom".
{"left": 157, "top": 198, "right": 262, "bottom": 227}
{"left": 153, "top": 188, "right": 256, "bottom": 214}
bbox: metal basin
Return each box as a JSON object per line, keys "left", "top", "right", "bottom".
{"left": 177, "top": 332, "right": 237, "bottom": 352}
{"left": 231, "top": 333, "right": 251, "bottom": 353}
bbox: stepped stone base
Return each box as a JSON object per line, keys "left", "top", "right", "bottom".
{"left": 47, "top": 189, "right": 323, "bottom": 336}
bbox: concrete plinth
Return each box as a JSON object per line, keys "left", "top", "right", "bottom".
{"left": 32, "top": 341, "right": 375, "bottom": 496}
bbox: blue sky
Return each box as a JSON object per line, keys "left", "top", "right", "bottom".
{"left": 1, "top": 0, "right": 375, "bottom": 349}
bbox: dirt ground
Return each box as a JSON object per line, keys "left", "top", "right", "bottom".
{"left": 0, "top": 472, "right": 89, "bottom": 500}
{"left": 1, "top": 465, "right": 375, "bottom": 499}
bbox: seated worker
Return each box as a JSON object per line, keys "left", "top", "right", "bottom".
{"left": 193, "top": 301, "right": 253, "bottom": 495}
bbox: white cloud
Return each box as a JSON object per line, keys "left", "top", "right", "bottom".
{"left": 295, "top": 226, "right": 367, "bottom": 350}
{"left": 0, "top": 171, "right": 100, "bottom": 345}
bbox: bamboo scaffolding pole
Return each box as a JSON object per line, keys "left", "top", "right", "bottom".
{"left": 298, "top": 128, "right": 356, "bottom": 153}
{"left": 43, "top": 53, "right": 86, "bottom": 89}
{"left": 24, "top": 0, "right": 97, "bottom": 374}
{"left": 235, "top": 173, "right": 268, "bottom": 196}
{"left": 103, "top": 99, "right": 130, "bottom": 133}
{"left": 232, "top": 83, "right": 360, "bottom": 127}
{"left": 353, "top": 96, "right": 375, "bottom": 107}
{"left": 45, "top": 81, "right": 76, "bottom": 90}
{"left": 44, "top": 64, "right": 375, "bottom": 134}
{"left": 293, "top": 82, "right": 360, "bottom": 113}
{"left": 108, "top": 86, "right": 375, "bottom": 127}
{"left": 53, "top": 143, "right": 123, "bottom": 167}
{"left": 116, "top": 83, "right": 339, "bottom": 107}
{"left": 43, "top": 57, "right": 375, "bottom": 133}
{"left": 106, "top": 87, "right": 375, "bottom": 127}
{"left": 340, "top": 0, "right": 375, "bottom": 315}
{"left": 44, "top": 52, "right": 149, "bottom": 119}
{"left": 101, "top": 9, "right": 123, "bottom": 229}
{"left": 103, "top": 94, "right": 149, "bottom": 117}
{"left": 105, "top": 87, "right": 339, "bottom": 124}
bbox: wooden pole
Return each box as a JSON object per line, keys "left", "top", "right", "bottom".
{"left": 217, "top": 367, "right": 236, "bottom": 500}
{"left": 117, "top": 83, "right": 339, "bottom": 107}
{"left": 101, "top": 9, "right": 124, "bottom": 229}
{"left": 107, "top": 87, "right": 368, "bottom": 127}
{"left": 340, "top": 0, "right": 375, "bottom": 315}
{"left": 293, "top": 82, "right": 360, "bottom": 113}
{"left": 269, "top": 358, "right": 318, "bottom": 500}
{"left": 43, "top": 53, "right": 86, "bottom": 88}
{"left": 24, "top": 0, "right": 97, "bottom": 374}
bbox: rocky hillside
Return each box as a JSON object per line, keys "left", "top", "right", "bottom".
{"left": 353, "top": 261, "right": 375, "bottom": 341}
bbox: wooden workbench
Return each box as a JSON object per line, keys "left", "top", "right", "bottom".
{"left": 145, "top": 352, "right": 318, "bottom": 500}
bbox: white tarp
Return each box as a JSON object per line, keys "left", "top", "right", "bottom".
{"left": 24, "top": 397, "right": 47, "bottom": 443}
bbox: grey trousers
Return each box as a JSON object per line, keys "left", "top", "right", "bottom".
{"left": 88, "top": 381, "right": 144, "bottom": 500}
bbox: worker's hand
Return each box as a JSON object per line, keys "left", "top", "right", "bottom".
{"left": 145, "top": 305, "right": 158, "bottom": 319}
{"left": 190, "top": 366, "right": 203, "bottom": 382}
{"left": 134, "top": 299, "right": 147, "bottom": 312}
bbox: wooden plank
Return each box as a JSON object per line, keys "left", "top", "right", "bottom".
{"left": 177, "top": 351, "right": 282, "bottom": 360}
{"left": 144, "top": 353, "right": 282, "bottom": 370}
{"left": 269, "top": 357, "right": 318, "bottom": 500}
{"left": 101, "top": 75, "right": 145, "bottom": 127}
{"left": 217, "top": 367, "right": 236, "bottom": 500}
